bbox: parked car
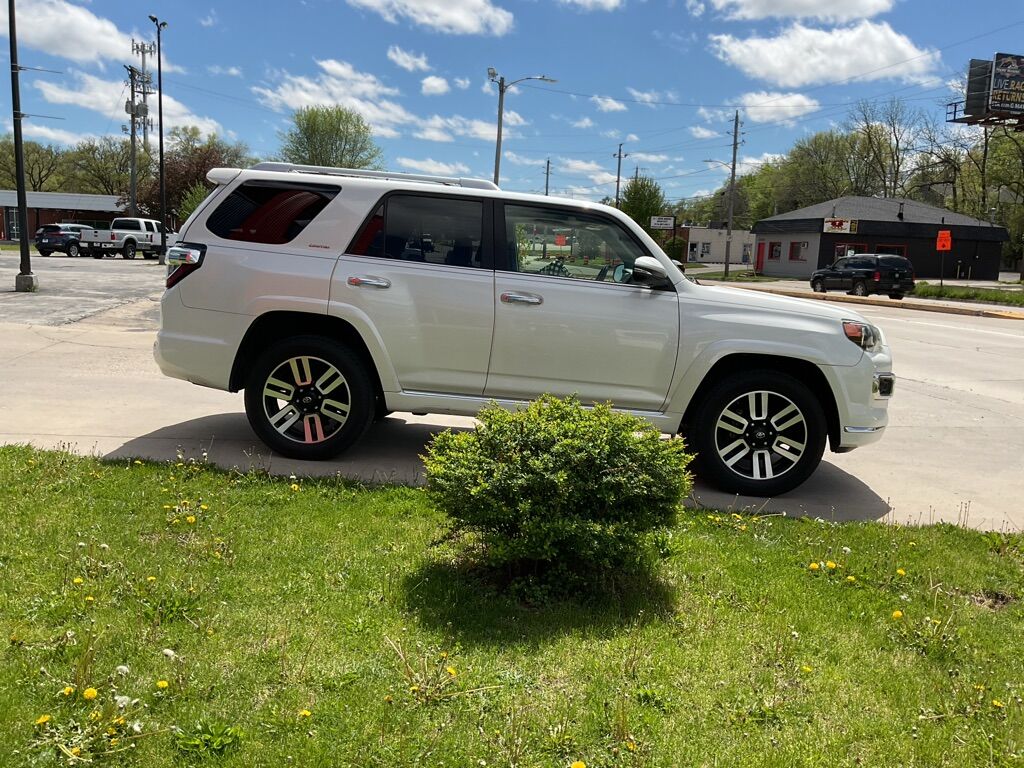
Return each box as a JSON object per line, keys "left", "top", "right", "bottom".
{"left": 810, "top": 254, "right": 915, "bottom": 299}
{"left": 155, "top": 162, "right": 895, "bottom": 497}
{"left": 34, "top": 223, "right": 90, "bottom": 257}
{"left": 80, "top": 217, "right": 178, "bottom": 260}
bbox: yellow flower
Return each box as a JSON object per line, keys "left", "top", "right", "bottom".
{"left": 82, "top": 688, "right": 98, "bottom": 701}
{"left": 84, "top": 596, "right": 94, "bottom": 603}
{"left": 993, "top": 699, "right": 1005, "bottom": 708}
{"left": 826, "top": 561, "right": 837, "bottom": 570}
{"left": 908, "top": 541, "right": 916, "bottom": 547}
{"left": 89, "top": 710, "right": 101, "bottom": 721}
{"left": 808, "top": 562, "right": 820, "bottom": 571}
{"left": 110, "top": 737, "right": 119, "bottom": 746}
{"left": 186, "top": 515, "right": 196, "bottom": 525}
{"left": 409, "top": 685, "right": 420, "bottom": 693}
{"left": 891, "top": 610, "right": 904, "bottom": 620}
{"left": 298, "top": 709, "right": 312, "bottom": 718}
{"left": 974, "top": 684, "right": 986, "bottom": 691}
{"left": 200, "top": 504, "right": 209, "bottom": 511}
{"left": 846, "top": 575, "right": 856, "bottom": 583}
{"left": 172, "top": 518, "right": 180, "bottom": 524}
{"left": 625, "top": 739, "right": 638, "bottom": 752}
{"left": 384, "top": 695, "right": 393, "bottom": 703}
{"left": 133, "top": 460, "right": 142, "bottom": 465}
{"left": 156, "top": 680, "right": 169, "bottom": 690}
{"left": 446, "top": 666, "right": 457, "bottom": 677}
{"left": 739, "top": 524, "right": 747, "bottom": 531}
{"left": 571, "top": 762, "right": 587, "bottom": 768}
{"left": 290, "top": 483, "right": 300, "bottom": 492}
{"left": 801, "top": 665, "right": 813, "bottom": 673}
{"left": 70, "top": 747, "right": 81, "bottom": 756}
{"left": 34, "top": 714, "right": 51, "bottom": 726}
{"left": 72, "top": 577, "right": 83, "bottom": 585}
{"left": 896, "top": 568, "right": 906, "bottom": 576}
{"left": 62, "top": 686, "right": 75, "bottom": 697}
{"left": 147, "top": 576, "right": 157, "bottom": 582}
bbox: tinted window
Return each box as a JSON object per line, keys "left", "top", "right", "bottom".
{"left": 39, "top": 224, "right": 62, "bottom": 233}
{"left": 349, "top": 194, "right": 484, "bottom": 268}
{"left": 879, "top": 256, "right": 912, "bottom": 269}
{"left": 833, "top": 258, "right": 849, "bottom": 269}
{"left": 850, "top": 256, "right": 876, "bottom": 269}
{"left": 112, "top": 219, "right": 141, "bottom": 231}
{"left": 206, "top": 181, "right": 339, "bottom": 244}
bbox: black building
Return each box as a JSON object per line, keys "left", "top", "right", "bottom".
{"left": 751, "top": 196, "right": 1008, "bottom": 280}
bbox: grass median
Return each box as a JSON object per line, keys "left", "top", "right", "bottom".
{"left": 913, "top": 282, "right": 1024, "bottom": 307}
{"left": 2, "top": 445, "right": 1022, "bottom": 766}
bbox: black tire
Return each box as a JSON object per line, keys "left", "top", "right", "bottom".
{"left": 243, "top": 336, "right": 375, "bottom": 460}
{"left": 66, "top": 243, "right": 80, "bottom": 258}
{"left": 888, "top": 293, "right": 904, "bottom": 300}
{"left": 810, "top": 278, "right": 825, "bottom": 293}
{"left": 122, "top": 241, "right": 137, "bottom": 260}
{"left": 38, "top": 250, "right": 52, "bottom": 257}
{"left": 851, "top": 280, "right": 868, "bottom": 297}
{"left": 688, "top": 370, "right": 827, "bottom": 496}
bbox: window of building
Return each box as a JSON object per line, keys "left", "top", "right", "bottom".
{"left": 834, "top": 242, "right": 866, "bottom": 260}
{"left": 700, "top": 242, "right": 711, "bottom": 257}
{"left": 206, "top": 180, "right": 340, "bottom": 245}
{"left": 768, "top": 241, "right": 782, "bottom": 260}
{"left": 788, "top": 241, "right": 805, "bottom": 261}
{"left": 876, "top": 244, "right": 906, "bottom": 256}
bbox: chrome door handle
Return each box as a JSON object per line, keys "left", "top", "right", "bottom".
{"left": 500, "top": 292, "right": 543, "bottom": 305}
{"left": 347, "top": 275, "right": 391, "bottom": 289}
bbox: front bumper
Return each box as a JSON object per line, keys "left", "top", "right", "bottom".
{"left": 821, "top": 346, "right": 893, "bottom": 451}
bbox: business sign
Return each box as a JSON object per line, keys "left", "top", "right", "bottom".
{"left": 650, "top": 216, "right": 675, "bottom": 230}
{"left": 823, "top": 218, "right": 858, "bottom": 234}
{"left": 936, "top": 230, "right": 952, "bottom": 251}
{"left": 990, "top": 52, "right": 1024, "bottom": 115}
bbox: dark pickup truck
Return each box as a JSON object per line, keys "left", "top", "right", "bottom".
{"left": 810, "top": 254, "right": 915, "bottom": 299}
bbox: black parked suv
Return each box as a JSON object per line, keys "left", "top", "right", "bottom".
{"left": 33, "top": 224, "right": 90, "bottom": 257}
{"left": 810, "top": 254, "right": 915, "bottom": 299}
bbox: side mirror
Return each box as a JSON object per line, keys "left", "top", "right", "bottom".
{"left": 632, "top": 255, "right": 670, "bottom": 287}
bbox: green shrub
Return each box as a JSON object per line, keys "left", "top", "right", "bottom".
{"left": 423, "top": 396, "right": 692, "bottom": 572}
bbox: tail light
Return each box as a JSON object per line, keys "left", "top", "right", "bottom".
{"left": 110, "top": 233, "right": 116, "bottom": 240}
{"left": 872, "top": 270, "right": 881, "bottom": 282}
{"left": 165, "top": 242, "right": 206, "bottom": 289}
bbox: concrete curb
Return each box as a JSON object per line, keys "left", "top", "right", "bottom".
{"left": 713, "top": 284, "right": 1024, "bottom": 321}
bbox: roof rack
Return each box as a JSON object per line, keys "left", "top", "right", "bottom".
{"left": 250, "top": 162, "right": 500, "bottom": 191}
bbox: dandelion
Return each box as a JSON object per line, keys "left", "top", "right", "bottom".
{"left": 290, "top": 483, "right": 300, "bottom": 492}
{"left": 446, "top": 666, "right": 457, "bottom": 677}
{"left": 847, "top": 575, "right": 856, "bottom": 583}
{"left": 993, "top": 699, "right": 1005, "bottom": 708}
{"left": 298, "top": 709, "right": 312, "bottom": 718}
{"left": 974, "top": 684, "right": 986, "bottom": 691}
{"left": 892, "top": 610, "right": 904, "bottom": 620}
{"left": 826, "top": 561, "right": 837, "bottom": 570}
{"left": 146, "top": 576, "right": 157, "bottom": 583}
{"left": 200, "top": 504, "right": 209, "bottom": 511}
{"left": 808, "top": 562, "right": 820, "bottom": 571}
{"left": 156, "top": 680, "right": 169, "bottom": 690}
{"left": 62, "top": 686, "right": 75, "bottom": 697}
{"left": 739, "top": 524, "right": 747, "bottom": 531}
{"left": 186, "top": 515, "right": 196, "bottom": 525}
{"left": 571, "top": 762, "right": 587, "bottom": 768}
{"left": 384, "top": 695, "right": 393, "bottom": 703}
{"left": 896, "top": 568, "right": 906, "bottom": 576}
{"left": 171, "top": 518, "right": 180, "bottom": 524}
{"left": 110, "top": 738, "right": 119, "bottom": 746}
{"left": 801, "top": 665, "right": 813, "bottom": 673}
{"left": 83, "top": 688, "right": 98, "bottom": 701}
{"left": 89, "top": 711, "right": 101, "bottom": 721}
{"left": 34, "top": 714, "right": 51, "bottom": 726}
{"left": 133, "top": 460, "right": 142, "bottom": 465}
{"left": 625, "top": 739, "right": 638, "bottom": 752}
{"left": 72, "top": 577, "right": 83, "bottom": 585}
{"left": 908, "top": 541, "right": 916, "bottom": 547}
{"left": 409, "top": 685, "right": 420, "bottom": 693}
{"left": 84, "top": 596, "right": 95, "bottom": 603}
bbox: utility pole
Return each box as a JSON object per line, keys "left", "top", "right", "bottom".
{"left": 123, "top": 66, "right": 138, "bottom": 217}
{"left": 544, "top": 157, "right": 550, "bottom": 195}
{"left": 9, "top": 0, "right": 36, "bottom": 291}
{"left": 614, "top": 143, "right": 628, "bottom": 208}
{"left": 132, "top": 39, "right": 156, "bottom": 148}
{"left": 724, "top": 109, "right": 741, "bottom": 280}
{"left": 149, "top": 15, "right": 168, "bottom": 265}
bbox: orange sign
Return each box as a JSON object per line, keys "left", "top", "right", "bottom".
{"left": 936, "top": 230, "right": 952, "bottom": 251}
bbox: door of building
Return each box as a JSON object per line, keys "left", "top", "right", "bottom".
{"left": 755, "top": 242, "right": 765, "bottom": 273}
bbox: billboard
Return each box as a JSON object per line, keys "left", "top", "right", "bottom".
{"left": 823, "top": 218, "right": 858, "bottom": 234}
{"left": 990, "top": 52, "right": 1024, "bottom": 115}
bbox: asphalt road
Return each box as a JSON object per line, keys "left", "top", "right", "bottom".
{"left": 1, "top": 251, "right": 1022, "bottom": 530}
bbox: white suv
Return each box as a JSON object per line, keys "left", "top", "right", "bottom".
{"left": 155, "top": 162, "right": 894, "bottom": 496}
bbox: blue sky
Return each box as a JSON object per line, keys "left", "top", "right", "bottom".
{"left": 2, "top": 0, "right": 1023, "bottom": 202}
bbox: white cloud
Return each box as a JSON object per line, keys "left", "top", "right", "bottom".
{"left": 387, "top": 45, "right": 430, "bottom": 72}
{"left": 414, "top": 114, "right": 509, "bottom": 143}
{"left": 36, "top": 70, "right": 221, "bottom": 136}
{"left": 346, "top": 0, "right": 513, "bottom": 35}
{"left": 572, "top": 116, "right": 595, "bottom": 129}
{"left": 504, "top": 150, "right": 546, "bottom": 166}
{"left": 708, "top": 0, "right": 892, "bottom": 22}
{"left": 559, "top": 0, "right": 622, "bottom": 9}
{"left": 732, "top": 91, "right": 820, "bottom": 125}
{"left": 421, "top": 76, "right": 450, "bottom": 95}
{"left": 17, "top": 122, "right": 94, "bottom": 146}
{"left": 200, "top": 9, "right": 217, "bottom": 27}
{"left": 590, "top": 95, "right": 627, "bottom": 112}
{"left": 631, "top": 152, "right": 669, "bottom": 163}
{"left": 689, "top": 126, "right": 718, "bottom": 139}
{"left": 0, "top": 0, "right": 184, "bottom": 72}
{"left": 397, "top": 157, "right": 471, "bottom": 175}
{"left": 736, "top": 152, "right": 784, "bottom": 175}
{"left": 627, "top": 87, "right": 673, "bottom": 108}
{"left": 710, "top": 21, "right": 939, "bottom": 88}
{"left": 561, "top": 159, "right": 606, "bottom": 174}
{"left": 208, "top": 65, "right": 243, "bottom": 77}
{"left": 625, "top": 133, "right": 639, "bottom": 142}
{"left": 601, "top": 129, "right": 621, "bottom": 138}
{"left": 454, "top": 77, "right": 471, "bottom": 89}
{"left": 253, "top": 59, "right": 413, "bottom": 139}
{"left": 685, "top": 0, "right": 705, "bottom": 16}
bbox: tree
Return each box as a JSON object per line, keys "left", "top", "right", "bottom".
{"left": 620, "top": 176, "right": 667, "bottom": 234}
{"left": 65, "top": 137, "right": 138, "bottom": 196}
{"left": 0, "top": 135, "right": 65, "bottom": 191}
{"left": 279, "top": 106, "right": 383, "bottom": 169}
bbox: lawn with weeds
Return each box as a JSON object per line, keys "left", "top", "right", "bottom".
{"left": 913, "top": 282, "right": 1024, "bottom": 307}
{"left": 1, "top": 445, "right": 1022, "bottom": 766}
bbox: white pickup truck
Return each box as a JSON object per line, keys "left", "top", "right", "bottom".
{"left": 81, "top": 217, "right": 178, "bottom": 260}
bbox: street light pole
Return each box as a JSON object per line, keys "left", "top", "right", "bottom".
{"left": 149, "top": 15, "right": 167, "bottom": 265}
{"left": 9, "top": 0, "right": 37, "bottom": 291}
{"left": 488, "top": 68, "right": 556, "bottom": 187}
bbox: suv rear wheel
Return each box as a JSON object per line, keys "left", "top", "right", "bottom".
{"left": 689, "top": 370, "right": 826, "bottom": 496}
{"left": 851, "top": 280, "right": 868, "bottom": 297}
{"left": 243, "top": 336, "right": 375, "bottom": 460}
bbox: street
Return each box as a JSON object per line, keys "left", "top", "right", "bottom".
{"left": 1, "top": 252, "right": 1023, "bottom": 529}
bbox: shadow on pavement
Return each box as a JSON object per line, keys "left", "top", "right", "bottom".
{"left": 108, "top": 413, "right": 472, "bottom": 485}
{"left": 688, "top": 460, "right": 892, "bottom": 523}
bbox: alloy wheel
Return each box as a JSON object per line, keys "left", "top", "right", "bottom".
{"left": 261, "top": 355, "right": 352, "bottom": 445}
{"left": 713, "top": 390, "right": 807, "bottom": 482}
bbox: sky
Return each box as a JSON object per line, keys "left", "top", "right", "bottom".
{"left": 1, "top": 0, "right": 1023, "bottom": 203}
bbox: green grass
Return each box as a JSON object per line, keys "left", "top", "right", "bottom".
{"left": 913, "top": 282, "right": 1024, "bottom": 307}
{"left": 2, "top": 445, "right": 1023, "bottom": 767}
{"left": 689, "top": 269, "right": 789, "bottom": 282}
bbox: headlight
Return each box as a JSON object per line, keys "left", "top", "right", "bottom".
{"left": 842, "top": 320, "right": 883, "bottom": 351}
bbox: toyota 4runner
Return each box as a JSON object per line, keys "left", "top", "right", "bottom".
{"left": 155, "top": 162, "right": 894, "bottom": 496}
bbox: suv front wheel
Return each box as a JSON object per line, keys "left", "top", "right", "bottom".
{"left": 243, "top": 336, "right": 375, "bottom": 460}
{"left": 689, "top": 370, "right": 826, "bottom": 496}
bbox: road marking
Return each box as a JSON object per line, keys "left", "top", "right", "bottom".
{"left": 857, "top": 311, "right": 1024, "bottom": 340}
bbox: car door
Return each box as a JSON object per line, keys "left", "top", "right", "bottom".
{"left": 823, "top": 258, "right": 845, "bottom": 289}
{"left": 334, "top": 192, "right": 495, "bottom": 396}
{"left": 486, "top": 202, "right": 679, "bottom": 411}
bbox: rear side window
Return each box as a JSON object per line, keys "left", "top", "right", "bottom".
{"left": 348, "top": 194, "right": 484, "bottom": 268}
{"left": 880, "top": 256, "right": 912, "bottom": 269}
{"left": 206, "top": 181, "right": 340, "bottom": 244}
{"left": 112, "top": 219, "right": 141, "bottom": 231}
